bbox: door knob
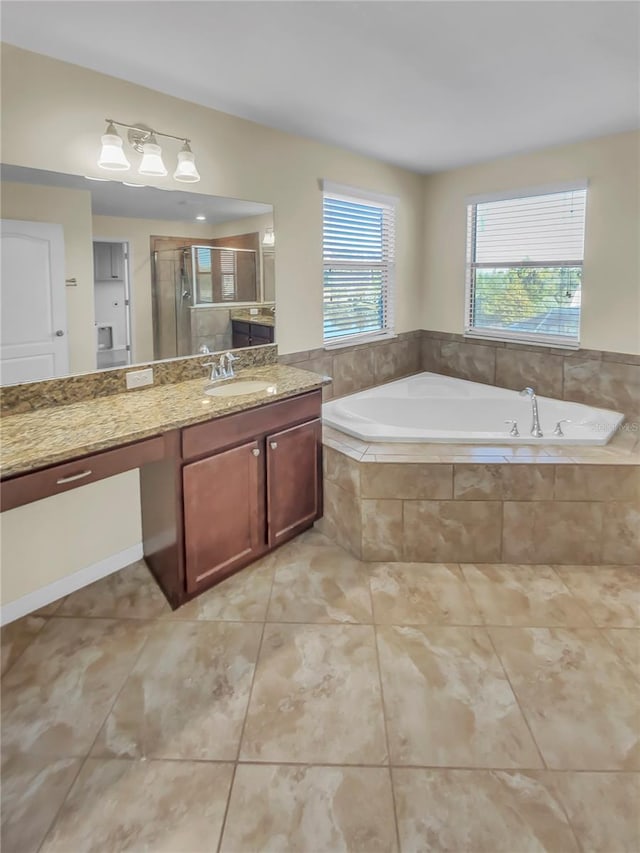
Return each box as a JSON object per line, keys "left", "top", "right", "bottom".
{"left": 270, "top": 441, "right": 278, "bottom": 450}
{"left": 55, "top": 330, "right": 64, "bottom": 337}
{"left": 252, "top": 448, "right": 260, "bottom": 457}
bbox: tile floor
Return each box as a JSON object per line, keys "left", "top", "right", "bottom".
{"left": 1, "top": 530, "right": 638, "bottom": 852}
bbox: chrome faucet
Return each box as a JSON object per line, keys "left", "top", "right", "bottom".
{"left": 203, "top": 352, "right": 239, "bottom": 383}
{"left": 519, "top": 387, "right": 543, "bottom": 437}
{"left": 222, "top": 351, "right": 238, "bottom": 378}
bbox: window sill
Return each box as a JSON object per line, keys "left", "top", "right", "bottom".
{"left": 464, "top": 330, "right": 580, "bottom": 350}
{"left": 323, "top": 332, "right": 397, "bottom": 351}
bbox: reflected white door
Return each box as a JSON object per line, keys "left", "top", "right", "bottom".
{"left": 0, "top": 220, "right": 68, "bottom": 384}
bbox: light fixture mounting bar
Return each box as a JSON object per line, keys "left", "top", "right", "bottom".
{"left": 105, "top": 118, "right": 190, "bottom": 145}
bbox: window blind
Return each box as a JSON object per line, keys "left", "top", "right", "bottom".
{"left": 323, "top": 191, "right": 395, "bottom": 344}
{"left": 220, "top": 250, "right": 236, "bottom": 301}
{"left": 465, "top": 186, "right": 587, "bottom": 346}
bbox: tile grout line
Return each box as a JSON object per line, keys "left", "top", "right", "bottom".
{"left": 35, "top": 621, "right": 154, "bottom": 853}
{"left": 366, "top": 571, "right": 403, "bottom": 853}
{"left": 0, "top": 613, "right": 51, "bottom": 681}
{"left": 215, "top": 558, "right": 278, "bottom": 853}
{"left": 484, "top": 628, "right": 549, "bottom": 773}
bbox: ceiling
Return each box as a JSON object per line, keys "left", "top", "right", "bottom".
{"left": 2, "top": 1, "right": 639, "bottom": 173}
{"left": 0, "top": 165, "right": 272, "bottom": 222}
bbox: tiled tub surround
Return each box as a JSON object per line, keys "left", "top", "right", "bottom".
{"left": 322, "top": 429, "right": 640, "bottom": 565}
{"left": 278, "top": 330, "right": 422, "bottom": 399}
{"left": 279, "top": 329, "right": 639, "bottom": 425}
{"left": 421, "top": 329, "right": 640, "bottom": 425}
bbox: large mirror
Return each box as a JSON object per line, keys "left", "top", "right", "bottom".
{"left": 0, "top": 164, "right": 275, "bottom": 385}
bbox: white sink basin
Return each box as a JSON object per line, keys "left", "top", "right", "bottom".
{"left": 205, "top": 379, "right": 274, "bottom": 398}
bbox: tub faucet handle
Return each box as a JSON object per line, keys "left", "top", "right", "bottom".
{"left": 505, "top": 419, "right": 519, "bottom": 437}
{"left": 553, "top": 419, "right": 571, "bottom": 437}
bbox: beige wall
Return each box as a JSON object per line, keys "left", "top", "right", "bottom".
{"left": 93, "top": 215, "right": 216, "bottom": 363}
{"left": 1, "top": 44, "right": 425, "bottom": 357}
{"left": 1, "top": 181, "right": 96, "bottom": 373}
{"left": 0, "top": 472, "right": 141, "bottom": 604}
{"left": 421, "top": 130, "right": 640, "bottom": 354}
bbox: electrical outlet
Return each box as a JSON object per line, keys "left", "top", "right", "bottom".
{"left": 126, "top": 368, "right": 154, "bottom": 390}
{"left": 249, "top": 307, "right": 259, "bottom": 315}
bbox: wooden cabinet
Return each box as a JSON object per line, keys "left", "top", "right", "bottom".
{"left": 231, "top": 319, "right": 275, "bottom": 348}
{"left": 94, "top": 242, "right": 124, "bottom": 281}
{"left": 267, "top": 420, "right": 321, "bottom": 547}
{"left": 183, "top": 440, "right": 262, "bottom": 593}
{"left": 141, "top": 389, "right": 323, "bottom": 605}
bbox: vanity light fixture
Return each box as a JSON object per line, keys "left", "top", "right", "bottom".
{"left": 262, "top": 227, "right": 275, "bottom": 247}
{"left": 97, "top": 119, "right": 201, "bottom": 183}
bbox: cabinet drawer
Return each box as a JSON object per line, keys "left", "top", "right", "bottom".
{"left": 251, "top": 323, "right": 273, "bottom": 340}
{"left": 1, "top": 434, "right": 169, "bottom": 511}
{"left": 182, "top": 390, "right": 322, "bottom": 461}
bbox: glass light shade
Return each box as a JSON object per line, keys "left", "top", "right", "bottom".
{"left": 139, "top": 142, "right": 167, "bottom": 177}
{"left": 173, "top": 148, "right": 200, "bottom": 183}
{"left": 262, "top": 228, "right": 275, "bottom": 247}
{"left": 98, "top": 132, "right": 130, "bottom": 171}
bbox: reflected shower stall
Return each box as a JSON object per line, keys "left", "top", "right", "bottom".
{"left": 151, "top": 240, "right": 258, "bottom": 360}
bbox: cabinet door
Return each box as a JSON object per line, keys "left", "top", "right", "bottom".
{"left": 93, "top": 243, "right": 112, "bottom": 281}
{"left": 183, "top": 439, "right": 262, "bottom": 592}
{"left": 266, "top": 419, "right": 321, "bottom": 548}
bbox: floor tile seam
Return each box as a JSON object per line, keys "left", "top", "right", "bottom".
{"left": 546, "top": 565, "right": 600, "bottom": 628}
{"left": 484, "top": 628, "right": 549, "bottom": 772}
{"left": 34, "top": 628, "right": 153, "bottom": 852}
{"left": 32, "top": 755, "right": 85, "bottom": 853}
{"left": 12, "top": 754, "right": 639, "bottom": 773}
{"left": 0, "top": 614, "right": 51, "bottom": 681}
{"left": 216, "top": 563, "right": 280, "bottom": 853}
{"left": 367, "top": 574, "right": 402, "bottom": 853}
{"left": 594, "top": 626, "right": 640, "bottom": 684}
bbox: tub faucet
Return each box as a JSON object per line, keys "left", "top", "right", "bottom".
{"left": 519, "top": 387, "right": 543, "bottom": 437}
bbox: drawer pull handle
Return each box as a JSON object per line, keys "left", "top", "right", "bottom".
{"left": 270, "top": 441, "right": 278, "bottom": 450}
{"left": 56, "top": 470, "right": 92, "bottom": 485}
{"left": 251, "top": 448, "right": 260, "bottom": 457}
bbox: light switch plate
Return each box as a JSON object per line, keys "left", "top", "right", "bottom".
{"left": 126, "top": 368, "right": 153, "bottom": 390}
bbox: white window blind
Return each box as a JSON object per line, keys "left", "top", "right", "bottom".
{"left": 323, "top": 186, "right": 395, "bottom": 345}
{"left": 220, "top": 250, "right": 236, "bottom": 301}
{"left": 465, "top": 184, "right": 587, "bottom": 347}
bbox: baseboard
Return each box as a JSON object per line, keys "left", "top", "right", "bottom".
{"left": 1, "top": 543, "right": 143, "bottom": 626}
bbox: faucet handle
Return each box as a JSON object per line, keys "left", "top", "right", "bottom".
{"left": 505, "top": 419, "right": 520, "bottom": 437}
{"left": 553, "top": 419, "right": 571, "bottom": 437}
{"left": 202, "top": 361, "right": 221, "bottom": 381}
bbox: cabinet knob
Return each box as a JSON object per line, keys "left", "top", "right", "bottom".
{"left": 55, "top": 330, "right": 65, "bottom": 337}
{"left": 270, "top": 441, "right": 278, "bottom": 450}
{"left": 252, "top": 448, "right": 260, "bottom": 457}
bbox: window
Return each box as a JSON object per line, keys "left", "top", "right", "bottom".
{"left": 322, "top": 182, "right": 396, "bottom": 345}
{"left": 465, "top": 183, "right": 587, "bottom": 347}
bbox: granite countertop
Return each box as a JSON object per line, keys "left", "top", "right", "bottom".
{"left": 231, "top": 312, "right": 275, "bottom": 328}
{"left": 1, "top": 365, "right": 328, "bottom": 478}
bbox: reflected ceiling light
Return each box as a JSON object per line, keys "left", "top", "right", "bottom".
{"left": 97, "top": 118, "right": 200, "bottom": 183}
{"left": 174, "top": 142, "right": 201, "bottom": 183}
{"left": 195, "top": 215, "right": 206, "bottom": 221}
{"left": 97, "top": 121, "right": 131, "bottom": 171}
{"left": 262, "top": 227, "right": 275, "bottom": 247}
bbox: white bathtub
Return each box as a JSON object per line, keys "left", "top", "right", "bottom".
{"left": 322, "top": 372, "right": 625, "bottom": 445}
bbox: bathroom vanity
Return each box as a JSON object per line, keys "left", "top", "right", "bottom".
{"left": 1, "top": 364, "right": 325, "bottom": 609}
